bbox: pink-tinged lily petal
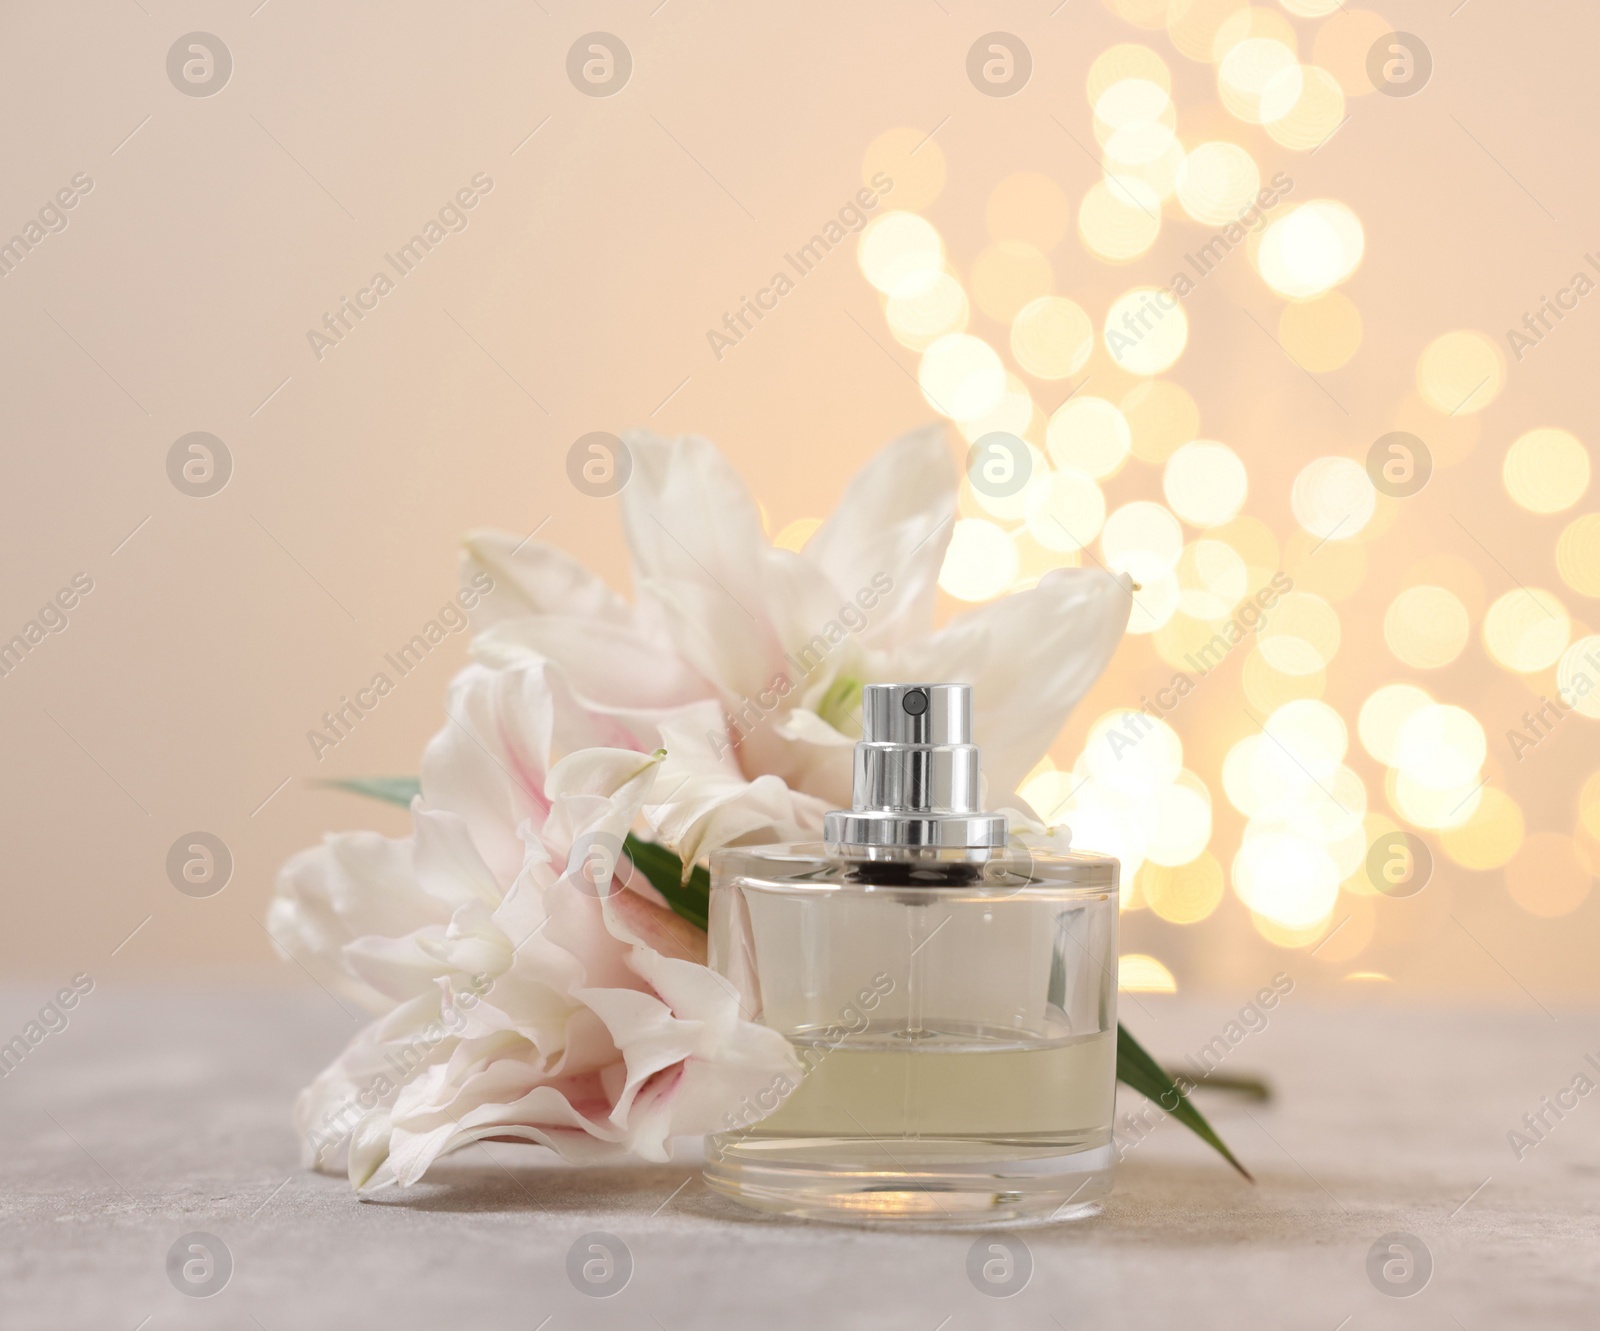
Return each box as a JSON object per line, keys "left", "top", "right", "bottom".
{"left": 420, "top": 663, "right": 556, "bottom": 887}
{"left": 460, "top": 531, "right": 635, "bottom": 630}
{"left": 889, "top": 566, "right": 1133, "bottom": 800}
{"left": 410, "top": 806, "right": 506, "bottom": 911}
{"left": 802, "top": 423, "right": 957, "bottom": 649}
{"left": 646, "top": 703, "right": 829, "bottom": 869}
{"left": 619, "top": 951, "right": 800, "bottom": 1143}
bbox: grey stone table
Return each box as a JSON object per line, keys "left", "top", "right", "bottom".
{"left": 2, "top": 985, "right": 1596, "bottom": 1329}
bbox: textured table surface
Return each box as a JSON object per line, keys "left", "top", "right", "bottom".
{"left": 1, "top": 985, "right": 1596, "bottom": 1330}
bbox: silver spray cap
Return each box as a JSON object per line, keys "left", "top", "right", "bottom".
{"left": 823, "top": 683, "right": 1008, "bottom": 852}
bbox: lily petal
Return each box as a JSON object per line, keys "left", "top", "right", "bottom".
{"left": 890, "top": 566, "right": 1133, "bottom": 799}
{"left": 619, "top": 431, "right": 783, "bottom": 699}
{"left": 460, "top": 531, "right": 634, "bottom": 629}
{"left": 802, "top": 423, "right": 957, "bottom": 648}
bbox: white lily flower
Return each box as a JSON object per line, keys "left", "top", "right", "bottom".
{"left": 463, "top": 425, "right": 1132, "bottom": 860}
{"left": 270, "top": 661, "right": 798, "bottom": 1188}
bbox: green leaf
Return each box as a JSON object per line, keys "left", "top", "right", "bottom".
{"left": 315, "top": 775, "right": 421, "bottom": 808}
{"left": 624, "top": 834, "right": 710, "bottom": 931}
{"left": 304, "top": 789, "right": 1254, "bottom": 1178}
{"left": 1115, "top": 1022, "right": 1253, "bottom": 1181}
{"left": 1188, "top": 1071, "right": 1271, "bottom": 1102}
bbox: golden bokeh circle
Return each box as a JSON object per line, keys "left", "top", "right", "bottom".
{"left": 1147, "top": 773, "right": 1215, "bottom": 866}
{"left": 1483, "top": 588, "right": 1571, "bottom": 673}
{"left": 1233, "top": 829, "right": 1340, "bottom": 931}
{"left": 1087, "top": 43, "right": 1172, "bottom": 105}
{"left": 1258, "top": 201, "right": 1365, "bottom": 299}
{"left": 1155, "top": 609, "right": 1224, "bottom": 667}
{"left": 1440, "top": 787, "right": 1525, "bottom": 870}
{"left": 918, "top": 332, "right": 1006, "bottom": 421}
{"left": 1047, "top": 396, "right": 1133, "bottom": 479}
{"left": 1079, "top": 178, "right": 1163, "bottom": 262}
{"left": 1101, "top": 0, "right": 1173, "bottom": 33}
{"left": 1416, "top": 329, "right": 1504, "bottom": 416}
{"left": 1141, "top": 851, "right": 1226, "bottom": 924}
{"left": 1278, "top": 291, "right": 1362, "bottom": 371}
{"left": 1383, "top": 585, "right": 1470, "bottom": 670}
{"left": 1213, "top": 4, "right": 1298, "bottom": 59}
{"left": 885, "top": 270, "right": 969, "bottom": 351}
{"left": 1176, "top": 140, "right": 1261, "bottom": 226}
{"left": 1176, "top": 537, "right": 1248, "bottom": 619}
{"left": 858, "top": 211, "right": 945, "bottom": 297}
{"left": 1167, "top": 0, "right": 1247, "bottom": 63}
{"left": 1218, "top": 38, "right": 1302, "bottom": 125}
{"left": 1122, "top": 379, "right": 1200, "bottom": 464}
{"left": 938, "top": 517, "right": 1018, "bottom": 602}
{"left": 1243, "top": 648, "right": 1326, "bottom": 712}
{"left": 1258, "top": 590, "right": 1341, "bottom": 675}
{"left": 970, "top": 240, "right": 1054, "bottom": 322}
{"left": 1026, "top": 467, "right": 1107, "bottom": 552}
{"left": 1394, "top": 702, "right": 1486, "bottom": 791}
{"left": 1105, "top": 286, "right": 1189, "bottom": 374}
{"left": 1359, "top": 683, "right": 1433, "bottom": 767}
{"left": 957, "top": 372, "right": 1037, "bottom": 450}
{"left": 1291, "top": 455, "right": 1375, "bottom": 541}
{"left": 1266, "top": 64, "right": 1347, "bottom": 151}
{"left": 1102, "top": 500, "right": 1185, "bottom": 585}
{"left": 1010, "top": 296, "right": 1094, "bottom": 380}
{"left": 1581, "top": 770, "right": 1600, "bottom": 842}
{"left": 1503, "top": 427, "right": 1591, "bottom": 514}
{"left": 1163, "top": 440, "right": 1248, "bottom": 527}
{"left": 1558, "top": 514, "right": 1600, "bottom": 598}
{"left": 1094, "top": 77, "right": 1174, "bottom": 141}
{"left": 1557, "top": 635, "right": 1600, "bottom": 720}
{"left": 1398, "top": 553, "right": 1486, "bottom": 619}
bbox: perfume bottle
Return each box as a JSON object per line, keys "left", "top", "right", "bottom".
{"left": 705, "top": 682, "right": 1119, "bottom": 1226}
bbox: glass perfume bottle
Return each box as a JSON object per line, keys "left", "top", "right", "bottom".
{"left": 705, "top": 682, "right": 1119, "bottom": 1226}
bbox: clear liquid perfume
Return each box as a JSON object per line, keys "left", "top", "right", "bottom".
{"left": 705, "top": 683, "right": 1119, "bottom": 1226}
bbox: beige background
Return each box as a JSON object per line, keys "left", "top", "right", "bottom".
{"left": 2, "top": 0, "right": 1596, "bottom": 1003}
